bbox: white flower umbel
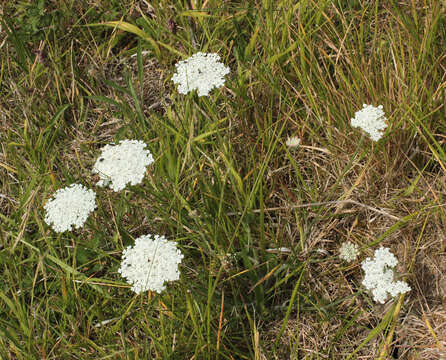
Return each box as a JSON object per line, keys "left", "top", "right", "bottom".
{"left": 286, "top": 136, "right": 301, "bottom": 148}
{"left": 171, "top": 52, "right": 230, "bottom": 96}
{"left": 92, "top": 139, "right": 154, "bottom": 192}
{"left": 361, "top": 247, "right": 410, "bottom": 304}
{"left": 339, "top": 241, "right": 359, "bottom": 262}
{"left": 118, "top": 234, "right": 184, "bottom": 294}
{"left": 44, "top": 184, "right": 96, "bottom": 232}
{"left": 351, "top": 104, "right": 388, "bottom": 141}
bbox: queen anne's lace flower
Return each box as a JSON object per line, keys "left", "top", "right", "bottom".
{"left": 118, "top": 234, "right": 184, "bottom": 294}
{"left": 361, "top": 247, "right": 410, "bottom": 304}
{"left": 351, "top": 104, "right": 387, "bottom": 141}
{"left": 286, "top": 136, "right": 301, "bottom": 147}
{"left": 339, "top": 241, "right": 359, "bottom": 262}
{"left": 92, "top": 139, "right": 154, "bottom": 192}
{"left": 171, "top": 52, "right": 230, "bottom": 96}
{"left": 44, "top": 184, "right": 96, "bottom": 232}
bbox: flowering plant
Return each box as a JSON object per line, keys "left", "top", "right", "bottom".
{"left": 339, "top": 241, "right": 359, "bottom": 263}
{"left": 118, "top": 234, "right": 184, "bottom": 294}
{"left": 92, "top": 139, "right": 154, "bottom": 192}
{"left": 351, "top": 104, "right": 387, "bottom": 141}
{"left": 171, "top": 52, "right": 230, "bottom": 96}
{"left": 44, "top": 184, "right": 96, "bottom": 232}
{"left": 361, "top": 247, "right": 410, "bottom": 304}
{"left": 286, "top": 136, "right": 301, "bottom": 148}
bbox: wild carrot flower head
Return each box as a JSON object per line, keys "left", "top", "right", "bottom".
{"left": 44, "top": 184, "right": 96, "bottom": 232}
{"left": 286, "top": 136, "right": 301, "bottom": 148}
{"left": 361, "top": 247, "right": 410, "bottom": 304}
{"left": 351, "top": 104, "right": 387, "bottom": 141}
{"left": 171, "top": 52, "right": 230, "bottom": 96}
{"left": 118, "top": 234, "right": 184, "bottom": 294}
{"left": 92, "top": 139, "right": 154, "bottom": 192}
{"left": 339, "top": 241, "right": 359, "bottom": 262}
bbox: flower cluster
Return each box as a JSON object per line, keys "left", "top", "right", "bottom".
{"left": 42, "top": 137, "right": 186, "bottom": 294}
{"left": 351, "top": 104, "right": 387, "bottom": 141}
{"left": 286, "top": 136, "right": 301, "bottom": 148}
{"left": 172, "top": 52, "right": 230, "bottom": 96}
{"left": 40, "top": 48, "right": 410, "bottom": 304}
{"left": 44, "top": 184, "right": 96, "bottom": 233}
{"left": 118, "top": 234, "right": 184, "bottom": 294}
{"left": 361, "top": 247, "right": 410, "bottom": 304}
{"left": 92, "top": 139, "right": 154, "bottom": 192}
{"left": 339, "top": 241, "right": 359, "bottom": 263}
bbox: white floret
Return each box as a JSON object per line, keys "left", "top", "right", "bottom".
{"left": 171, "top": 52, "right": 230, "bottom": 96}
{"left": 373, "top": 247, "right": 398, "bottom": 268}
{"left": 286, "top": 136, "right": 301, "bottom": 148}
{"left": 92, "top": 139, "right": 154, "bottom": 192}
{"left": 339, "top": 241, "right": 360, "bottom": 262}
{"left": 388, "top": 280, "right": 411, "bottom": 297}
{"left": 351, "top": 104, "right": 388, "bottom": 141}
{"left": 118, "top": 234, "right": 184, "bottom": 294}
{"left": 44, "top": 184, "right": 96, "bottom": 232}
{"left": 371, "top": 286, "right": 389, "bottom": 305}
{"left": 361, "top": 247, "right": 410, "bottom": 304}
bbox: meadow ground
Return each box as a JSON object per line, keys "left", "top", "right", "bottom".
{"left": 0, "top": 1, "right": 445, "bottom": 359}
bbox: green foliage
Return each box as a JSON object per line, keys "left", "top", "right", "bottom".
{"left": 10, "top": 0, "right": 59, "bottom": 40}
